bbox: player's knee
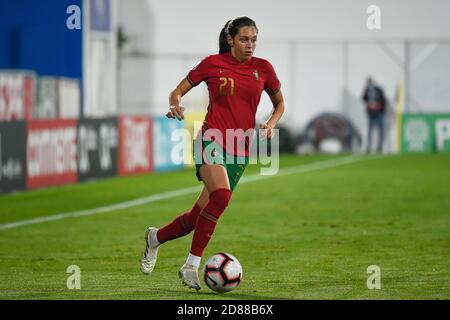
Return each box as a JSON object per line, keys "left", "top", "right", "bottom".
{"left": 209, "top": 188, "right": 232, "bottom": 214}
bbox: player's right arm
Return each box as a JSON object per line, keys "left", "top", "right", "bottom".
{"left": 166, "top": 78, "right": 193, "bottom": 121}
{"left": 167, "top": 55, "right": 212, "bottom": 120}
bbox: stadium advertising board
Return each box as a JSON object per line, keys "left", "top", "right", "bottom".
{"left": 401, "top": 113, "right": 450, "bottom": 153}
{"left": 27, "top": 119, "right": 78, "bottom": 189}
{"left": 0, "top": 121, "right": 27, "bottom": 193}
{"left": 0, "top": 71, "right": 34, "bottom": 121}
{"left": 35, "top": 77, "right": 58, "bottom": 119}
{"left": 34, "top": 77, "right": 81, "bottom": 119}
{"left": 153, "top": 115, "right": 185, "bottom": 172}
{"left": 77, "top": 118, "right": 118, "bottom": 181}
{"left": 58, "top": 78, "right": 81, "bottom": 118}
{"left": 118, "top": 116, "right": 153, "bottom": 176}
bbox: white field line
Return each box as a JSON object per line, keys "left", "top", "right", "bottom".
{"left": 0, "top": 155, "right": 364, "bottom": 231}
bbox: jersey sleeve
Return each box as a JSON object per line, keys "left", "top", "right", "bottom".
{"left": 186, "top": 56, "right": 212, "bottom": 87}
{"left": 264, "top": 61, "right": 281, "bottom": 96}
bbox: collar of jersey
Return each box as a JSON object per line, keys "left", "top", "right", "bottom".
{"left": 223, "top": 51, "right": 253, "bottom": 66}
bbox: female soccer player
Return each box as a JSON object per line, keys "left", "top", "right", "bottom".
{"left": 140, "top": 16, "right": 285, "bottom": 290}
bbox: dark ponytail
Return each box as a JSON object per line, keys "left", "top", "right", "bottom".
{"left": 219, "top": 20, "right": 233, "bottom": 54}
{"left": 218, "top": 16, "right": 258, "bottom": 54}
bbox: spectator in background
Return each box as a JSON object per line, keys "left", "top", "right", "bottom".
{"left": 362, "top": 77, "right": 386, "bottom": 153}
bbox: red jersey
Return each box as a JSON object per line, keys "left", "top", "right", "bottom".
{"left": 187, "top": 51, "right": 281, "bottom": 156}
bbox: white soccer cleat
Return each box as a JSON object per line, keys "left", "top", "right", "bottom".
{"left": 178, "top": 264, "right": 201, "bottom": 291}
{"left": 140, "top": 227, "right": 159, "bottom": 275}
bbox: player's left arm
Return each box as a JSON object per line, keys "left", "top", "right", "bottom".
{"left": 260, "top": 90, "right": 285, "bottom": 139}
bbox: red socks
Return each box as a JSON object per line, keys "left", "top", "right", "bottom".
{"left": 190, "top": 188, "right": 232, "bottom": 257}
{"left": 156, "top": 202, "right": 203, "bottom": 244}
{"left": 155, "top": 188, "right": 232, "bottom": 258}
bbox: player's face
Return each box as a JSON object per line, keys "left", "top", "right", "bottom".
{"left": 228, "top": 26, "right": 257, "bottom": 62}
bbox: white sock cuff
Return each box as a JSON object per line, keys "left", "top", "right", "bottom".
{"left": 186, "top": 253, "right": 201, "bottom": 268}
{"left": 151, "top": 229, "right": 160, "bottom": 248}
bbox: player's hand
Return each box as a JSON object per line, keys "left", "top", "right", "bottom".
{"left": 166, "top": 105, "right": 185, "bottom": 121}
{"left": 259, "top": 123, "right": 274, "bottom": 140}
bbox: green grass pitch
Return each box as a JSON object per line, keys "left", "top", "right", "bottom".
{"left": 0, "top": 154, "right": 449, "bottom": 300}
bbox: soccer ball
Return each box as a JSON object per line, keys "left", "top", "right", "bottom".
{"left": 203, "top": 252, "right": 243, "bottom": 293}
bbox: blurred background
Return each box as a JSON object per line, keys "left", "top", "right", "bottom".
{"left": 1, "top": 0, "right": 449, "bottom": 193}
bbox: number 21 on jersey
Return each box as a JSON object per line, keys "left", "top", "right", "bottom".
{"left": 219, "top": 77, "right": 234, "bottom": 96}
